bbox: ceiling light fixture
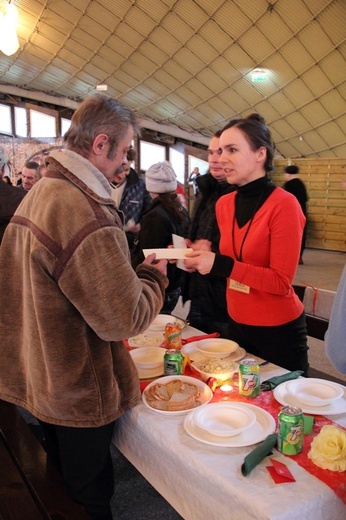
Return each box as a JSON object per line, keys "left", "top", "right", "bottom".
{"left": 96, "top": 84, "right": 108, "bottom": 91}
{"left": 0, "top": 2, "right": 19, "bottom": 56}
{"left": 251, "top": 69, "right": 267, "bottom": 82}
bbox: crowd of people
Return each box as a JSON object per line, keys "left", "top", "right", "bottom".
{"left": 0, "top": 94, "right": 344, "bottom": 518}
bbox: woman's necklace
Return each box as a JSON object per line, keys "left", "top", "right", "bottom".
{"left": 232, "top": 189, "right": 267, "bottom": 262}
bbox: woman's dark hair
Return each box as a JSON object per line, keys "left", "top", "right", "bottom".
{"left": 157, "top": 193, "right": 186, "bottom": 223}
{"left": 221, "top": 113, "right": 274, "bottom": 173}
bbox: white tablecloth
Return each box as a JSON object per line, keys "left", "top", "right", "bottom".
{"left": 113, "top": 327, "right": 346, "bottom": 520}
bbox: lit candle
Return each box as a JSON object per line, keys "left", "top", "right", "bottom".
{"left": 220, "top": 384, "right": 233, "bottom": 395}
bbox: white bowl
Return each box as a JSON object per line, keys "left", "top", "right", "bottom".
{"left": 286, "top": 378, "right": 344, "bottom": 407}
{"left": 130, "top": 347, "right": 166, "bottom": 369}
{"left": 148, "top": 314, "right": 186, "bottom": 332}
{"left": 191, "top": 359, "right": 239, "bottom": 382}
{"left": 128, "top": 332, "right": 164, "bottom": 348}
{"left": 193, "top": 402, "right": 257, "bottom": 437}
{"left": 195, "top": 338, "right": 239, "bottom": 359}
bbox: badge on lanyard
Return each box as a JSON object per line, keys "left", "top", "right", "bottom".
{"left": 229, "top": 279, "right": 250, "bottom": 294}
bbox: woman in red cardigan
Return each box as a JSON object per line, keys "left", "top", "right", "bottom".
{"left": 185, "top": 114, "right": 309, "bottom": 374}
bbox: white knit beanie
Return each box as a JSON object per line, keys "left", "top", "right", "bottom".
{"left": 145, "top": 161, "right": 177, "bottom": 193}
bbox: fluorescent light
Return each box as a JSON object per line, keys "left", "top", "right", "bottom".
{"left": 96, "top": 84, "right": 108, "bottom": 91}
{"left": 251, "top": 69, "right": 267, "bottom": 82}
{"left": 0, "top": 3, "right": 19, "bottom": 56}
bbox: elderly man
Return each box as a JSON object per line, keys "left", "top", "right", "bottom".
{"left": 21, "top": 160, "right": 41, "bottom": 191}
{"left": 0, "top": 94, "right": 168, "bottom": 519}
{"left": 0, "top": 146, "right": 26, "bottom": 244}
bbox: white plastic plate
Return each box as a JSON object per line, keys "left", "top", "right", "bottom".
{"left": 192, "top": 402, "right": 256, "bottom": 437}
{"left": 285, "top": 378, "right": 344, "bottom": 407}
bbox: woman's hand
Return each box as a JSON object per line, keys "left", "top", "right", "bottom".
{"left": 190, "top": 239, "right": 212, "bottom": 251}
{"left": 185, "top": 238, "right": 212, "bottom": 251}
{"left": 184, "top": 251, "right": 215, "bottom": 275}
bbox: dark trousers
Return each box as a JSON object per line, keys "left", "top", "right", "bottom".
{"left": 38, "top": 419, "right": 115, "bottom": 520}
{"left": 188, "top": 298, "right": 232, "bottom": 339}
{"left": 161, "top": 287, "right": 182, "bottom": 315}
{"left": 227, "top": 311, "right": 309, "bottom": 376}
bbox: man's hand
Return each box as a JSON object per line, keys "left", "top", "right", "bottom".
{"left": 143, "top": 253, "right": 168, "bottom": 276}
{"left": 184, "top": 250, "right": 215, "bottom": 275}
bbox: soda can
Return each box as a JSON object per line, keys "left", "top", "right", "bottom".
{"left": 164, "top": 349, "right": 183, "bottom": 376}
{"left": 165, "top": 322, "right": 182, "bottom": 350}
{"left": 239, "top": 358, "right": 260, "bottom": 397}
{"left": 277, "top": 405, "right": 304, "bottom": 455}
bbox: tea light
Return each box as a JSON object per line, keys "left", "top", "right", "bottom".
{"left": 220, "top": 384, "right": 233, "bottom": 395}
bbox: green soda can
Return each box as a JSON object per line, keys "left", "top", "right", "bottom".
{"left": 277, "top": 405, "right": 304, "bottom": 455}
{"left": 164, "top": 349, "right": 183, "bottom": 376}
{"left": 239, "top": 358, "right": 260, "bottom": 397}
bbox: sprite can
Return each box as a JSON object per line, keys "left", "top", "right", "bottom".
{"left": 164, "top": 349, "right": 183, "bottom": 376}
{"left": 277, "top": 405, "right": 304, "bottom": 455}
{"left": 239, "top": 358, "right": 260, "bottom": 397}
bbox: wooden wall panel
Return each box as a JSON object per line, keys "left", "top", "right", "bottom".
{"left": 273, "top": 158, "right": 346, "bottom": 252}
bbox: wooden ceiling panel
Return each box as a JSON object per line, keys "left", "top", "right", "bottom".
{"left": 0, "top": 0, "right": 344, "bottom": 157}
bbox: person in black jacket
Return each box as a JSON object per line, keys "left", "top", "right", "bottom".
{"left": 0, "top": 147, "right": 26, "bottom": 245}
{"left": 283, "top": 165, "right": 308, "bottom": 264}
{"left": 110, "top": 148, "right": 152, "bottom": 252}
{"left": 183, "top": 130, "right": 236, "bottom": 337}
{"left": 132, "top": 161, "right": 190, "bottom": 314}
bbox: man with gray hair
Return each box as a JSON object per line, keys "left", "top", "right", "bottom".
{"left": 20, "top": 160, "right": 41, "bottom": 191}
{"left": 0, "top": 146, "right": 26, "bottom": 244}
{"left": 0, "top": 94, "right": 168, "bottom": 519}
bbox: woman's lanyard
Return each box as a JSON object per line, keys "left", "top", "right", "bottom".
{"left": 232, "top": 191, "right": 266, "bottom": 262}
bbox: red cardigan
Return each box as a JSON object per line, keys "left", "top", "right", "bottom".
{"left": 216, "top": 187, "right": 305, "bottom": 326}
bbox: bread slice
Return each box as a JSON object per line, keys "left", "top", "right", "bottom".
{"left": 149, "top": 400, "right": 169, "bottom": 411}
{"left": 153, "top": 384, "right": 170, "bottom": 400}
{"left": 167, "top": 391, "right": 195, "bottom": 411}
{"left": 181, "top": 382, "right": 199, "bottom": 397}
{"left": 166, "top": 379, "right": 182, "bottom": 397}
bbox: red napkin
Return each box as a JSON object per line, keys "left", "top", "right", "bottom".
{"left": 266, "top": 458, "right": 296, "bottom": 484}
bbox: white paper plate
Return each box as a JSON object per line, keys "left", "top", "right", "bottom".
{"left": 142, "top": 375, "right": 213, "bottom": 416}
{"left": 192, "top": 402, "right": 256, "bottom": 437}
{"left": 148, "top": 314, "right": 186, "bottom": 331}
{"left": 143, "top": 248, "right": 193, "bottom": 259}
{"left": 182, "top": 343, "right": 246, "bottom": 363}
{"left": 286, "top": 378, "right": 344, "bottom": 407}
{"left": 184, "top": 403, "right": 276, "bottom": 447}
{"left": 273, "top": 380, "right": 346, "bottom": 415}
{"left": 136, "top": 365, "right": 164, "bottom": 380}
{"left": 194, "top": 338, "right": 239, "bottom": 358}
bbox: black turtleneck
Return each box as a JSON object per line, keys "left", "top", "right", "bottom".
{"left": 210, "top": 175, "right": 276, "bottom": 278}
{"left": 235, "top": 176, "right": 276, "bottom": 228}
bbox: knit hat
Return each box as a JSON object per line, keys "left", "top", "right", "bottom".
{"left": 285, "top": 165, "right": 299, "bottom": 174}
{"left": 145, "top": 161, "right": 177, "bottom": 193}
{"left": 0, "top": 146, "right": 9, "bottom": 171}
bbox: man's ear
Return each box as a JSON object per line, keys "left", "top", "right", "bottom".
{"left": 92, "top": 134, "right": 109, "bottom": 155}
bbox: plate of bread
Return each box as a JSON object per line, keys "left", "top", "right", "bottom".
{"left": 143, "top": 375, "right": 213, "bottom": 415}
